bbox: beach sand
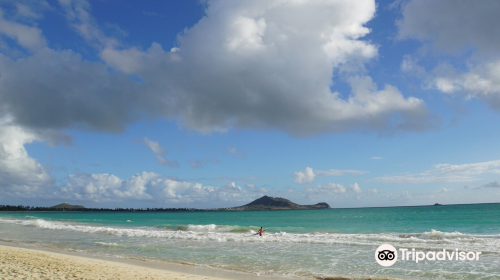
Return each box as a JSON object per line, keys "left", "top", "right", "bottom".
{"left": 0, "top": 244, "right": 249, "bottom": 280}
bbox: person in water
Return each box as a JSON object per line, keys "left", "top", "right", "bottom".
{"left": 259, "top": 227, "right": 263, "bottom": 236}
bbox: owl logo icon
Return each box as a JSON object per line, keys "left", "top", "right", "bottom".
{"left": 375, "top": 244, "right": 398, "bottom": 266}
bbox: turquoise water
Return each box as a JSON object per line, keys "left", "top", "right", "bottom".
{"left": 1, "top": 204, "right": 500, "bottom": 279}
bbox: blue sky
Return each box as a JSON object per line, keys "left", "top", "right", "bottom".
{"left": 1, "top": 0, "right": 500, "bottom": 208}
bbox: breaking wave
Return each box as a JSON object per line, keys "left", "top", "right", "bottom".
{"left": 1, "top": 217, "right": 498, "bottom": 253}
{"left": 158, "top": 224, "right": 257, "bottom": 233}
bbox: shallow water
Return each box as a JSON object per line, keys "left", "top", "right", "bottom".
{"left": 1, "top": 204, "right": 499, "bottom": 279}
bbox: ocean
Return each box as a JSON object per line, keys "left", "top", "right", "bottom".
{"left": 1, "top": 203, "right": 499, "bottom": 279}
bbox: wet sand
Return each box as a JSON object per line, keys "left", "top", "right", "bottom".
{"left": 0, "top": 244, "right": 277, "bottom": 280}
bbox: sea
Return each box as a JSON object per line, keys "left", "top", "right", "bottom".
{"left": 1, "top": 204, "right": 499, "bottom": 279}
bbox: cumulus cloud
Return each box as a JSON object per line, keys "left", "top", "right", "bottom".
{"left": 44, "top": 172, "right": 267, "bottom": 206}
{"left": 0, "top": 0, "right": 438, "bottom": 205}
{"left": 431, "top": 62, "right": 500, "bottom": 111}
{"left": 398, "top": 0, "right": 500, "bottom": 54}
{"left": 0, "top": 48, "right": 143, "bottom": 132}
{"left": 71, "top": 0, "right": 435, "bottom": 135}
{"left": 0, "top": 166, "right": 270, "bottom": 207}
{"left": 373, "top": 159, "right": 500, "bottom": 183}
{"left": 349, "top": 183, "right": 362, "bottom": 193}
{"left": 294, "top": 167, "right": 367, "bottom": 184}
{"left": 397, "top": 0, "right": 500, "bottom": 113}
{"left": 294, "top": 167, "right": 316, "bottom": 184}
{"left": 0, "top": 118, "right": 53, "bottom": 196}
{"left": 0, "top": 0, "right": 435, "bottom": 137}
{"left": 60, "top": 172, "right": 151, "bottom": 201}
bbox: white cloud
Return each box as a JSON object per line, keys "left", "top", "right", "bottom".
{"left": 58, "top": 0, "right": 117, "bottom": 48}
{"left": 305, "top": 182, "right": 363, "bottom": 196}
{"left": 397, "top": 1, "right": 500, "bottom": 113}
{"left": 75, "top": 0, "right": 433, "bottom": 135}
{"left": 0, "top": 166, "right": 267, "bottom": 206}
{"left": 0, "top": 8, "right": 46, "bottom": 51}
{"left": 294, "top": 167, "right": 316, "bottom": 184}
{"left": 294, "top": 167, "right": 367, "bottom": 184}
{"left": 61, "top": 173, "right": 147, "bottom": 201}
{"left": 370, "top": 156, "right": 382, "bottom": 160}
{"left": 143, "top": 137, "right": 166, "bottom": 154}
{"left": 141, "top": 137, "right": 179, "bottom": 167}
{"left": 0, "top": 0, "right": 439, "bottom": 206}
{"left": 309, "top": 183, "right": 346, "bottom": 194}
{"left": 434, "top": 160, "right": 500, "bottom": 176}
{"left": 349, "top": 183, "right": 362, "bottom": 193}
{"left": 244, "top": 184, "right": 268, "bottom": 193}
{"left": 431, "top": 62, "right": 500, "bottom": 111}
{"left": 0, "top": 118, "right": 54, "bottom": 196}
{"left": 373, "top": 159, "right": 500, "bottom": 183}
{"left": 54, "top": 173, "right": 266, "bottom": 206}
{"left": 15, "top": 3, "right": 43, "bottom": 19}
{"left": 0, "top": 0, "right": 435, "bottom": 137}
{"left": 400, "top": 55, "right": 426, "bottom": 78}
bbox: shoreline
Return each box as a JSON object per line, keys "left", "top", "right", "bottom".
{"left": 0, "top": 242, "right": 294, "bottom": 280}
{"left": 2, "top": 201, "right": 500, "bottom": 213}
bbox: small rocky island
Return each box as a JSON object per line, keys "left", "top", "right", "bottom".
{"left": 232, "top": 195, "right": 330, "bottom": 210}
{"left": 50, "top": 202, "right": 86, "bottom": 210}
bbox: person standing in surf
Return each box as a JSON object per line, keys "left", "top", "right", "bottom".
{"left": 259, "top": 227, "right": 263, "bottom": 236}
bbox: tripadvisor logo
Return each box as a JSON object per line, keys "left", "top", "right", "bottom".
{"left": 375, "top": 244, "right": 398, "bottom": 266}
{"left": 375, "top": 244, "right": 482, "bottom": 267}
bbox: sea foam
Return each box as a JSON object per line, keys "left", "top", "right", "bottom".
{"left": 1, "top": 217, "right": 498, "bottom": 253}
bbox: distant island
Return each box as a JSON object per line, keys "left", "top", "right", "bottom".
{"left": 0, "top": 196, "right": 330, "bottom": 212}
{"left": 231, "top": 195, "right": 330, "bottom": 210}
{"left": 2, "top": 200, "right": 500, "bottom": 212}
{"left": 51, "top": 202, "right": 85, "bottom": 210}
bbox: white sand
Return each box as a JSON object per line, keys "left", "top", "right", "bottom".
{"left": 0, "top": 244, "right": 237, "bottom": 280}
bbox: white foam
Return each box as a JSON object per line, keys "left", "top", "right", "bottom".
{"left": 185, "top": 224, "right": 238, "bottom": 232}
{"left": 95, "top": 242, "right": 121, "bottom": 247}
{"left": 1, "top": 218, "right": 499, "bottom": 253}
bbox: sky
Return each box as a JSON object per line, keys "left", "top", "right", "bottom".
{"left": 1, "top": 0, "right": 500, "bottom": 209}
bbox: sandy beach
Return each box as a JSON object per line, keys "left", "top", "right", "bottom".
{"left": 0, "top": 244, "right": 251, "bottom": 280}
